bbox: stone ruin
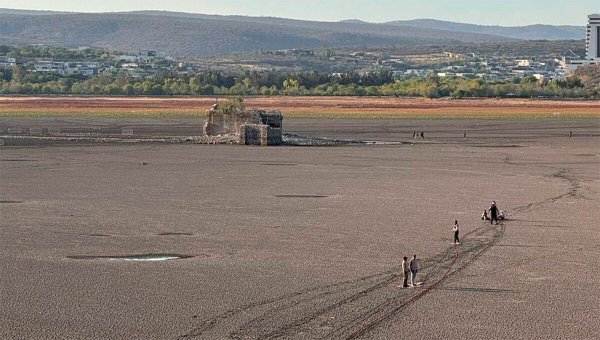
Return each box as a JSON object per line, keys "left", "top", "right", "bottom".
{"left": 203, "top": 103, "right": 283, "bottom": 146}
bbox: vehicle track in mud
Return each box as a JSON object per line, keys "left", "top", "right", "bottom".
{"left": 513, "top": 168, "right": 585, "bottom": 214}
{"left": 178, "top": 165, "right": 587, "bottom": 339}
{"left": 178, "top": 223, "right": 504, "bottom": 340}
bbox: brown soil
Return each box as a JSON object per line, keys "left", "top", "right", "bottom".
{"left": 1, "top": 96, "right": 598, "bottom": 117}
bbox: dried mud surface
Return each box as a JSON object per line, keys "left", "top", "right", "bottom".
{"left": 1, "top": 117, "right": 599, "bottom": 339}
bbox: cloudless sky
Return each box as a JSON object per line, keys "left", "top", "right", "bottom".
{"left": 0, "top": 0, "right": 598, "bottom": 26}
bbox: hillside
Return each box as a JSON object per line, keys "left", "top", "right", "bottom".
{"left": 0, "top": 9, "right": 583, "bottom": 57}
{"left": 386, "top": 19, "right": 585, "bottom": 40}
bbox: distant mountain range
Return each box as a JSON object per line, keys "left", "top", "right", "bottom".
{"left": 0, "top": 9, "right": 585, "bottom": 57}
{"left": 386, "top": 19, "right": 584, "bottom": 41}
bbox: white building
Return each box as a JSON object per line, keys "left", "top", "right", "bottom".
{"left": 586, "top": 14, "right": 600, "bottom": 61}
{"left": 0, "top": 56, "right": 16, "bottom": 68}
{"left": 64, "top": 62, "right": 99, "bottom": 76}
{"left": 121, "top": 63, "right": 139, "bottom": 70}
{"left": 116, "top": 55, "right": 139, "bottom": 63}
{"left": 562, "top": 14, "right": 599, "bottom": 75}
{"left": 403, "top": 69, "right": 427, "bottom": 77}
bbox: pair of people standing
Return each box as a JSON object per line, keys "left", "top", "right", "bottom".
{"left": 412, "top": 131, "right": 425, "bottom": 139}
{"left": 401, "top": 255, "right": 419, "bottom": 287}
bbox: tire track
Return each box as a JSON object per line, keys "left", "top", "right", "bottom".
{"left": 513, "top": 168, "right": 583, "bottom": 214}
{"left": 178, "top": 157, "right": 588, "bottom": 339}
{"left": 178, "top": 224, "right": 501, "bottom": 339}
{"left": 336, "top": 224, "right": 505, "bottom": 339}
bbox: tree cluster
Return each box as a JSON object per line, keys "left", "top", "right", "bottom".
{"left": 0, "top": 66, "right": 595, "bottom": 98}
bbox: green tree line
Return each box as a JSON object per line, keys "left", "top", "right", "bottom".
{"left": 0, "top": 66, "right": 596, "bottom": 98}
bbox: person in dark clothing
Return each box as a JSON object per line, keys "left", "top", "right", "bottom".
{"left": 402, "top": 256, "right": 410, "bottom": 288}
{"left": 489, "top": 201, "right": 499, "bottom": 225}
{"left": 420, "top": 131, "right": 424, "bottom": 139}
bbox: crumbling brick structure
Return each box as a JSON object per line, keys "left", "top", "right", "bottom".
{"left": 204, "top": 104, "right": 283, "bottom": 145}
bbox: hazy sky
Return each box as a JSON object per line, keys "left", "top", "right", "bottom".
{"left": 0, "top": 0, "right": 598, "bottom": 25}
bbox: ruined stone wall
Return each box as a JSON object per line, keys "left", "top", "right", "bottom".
{"left": 239, "top": 124, "right": 283, "bottom": 146}
{"left": 203, "top": 109, "right": 261, "bottom": 136}
{"left": 204, "top": 107, "right": 283, "bottom": 146}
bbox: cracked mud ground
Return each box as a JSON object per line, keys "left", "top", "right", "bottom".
{"left": 1, "top": 118, "right": 599, "bottom": 339}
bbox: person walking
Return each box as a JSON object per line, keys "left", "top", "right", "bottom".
{"left": 453, "top": 220, "right": 460, "bottom": 244}
{"left": 409, "top": 254, "right": 419, "bottom": 286}
{"left": 489, "top": 201, "right": 499, "bottom": 225}
{"left": 402, "top": 256, "right": 410, "bottom": 288}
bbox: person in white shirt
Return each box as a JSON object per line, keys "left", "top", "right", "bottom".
{"left": 401, "top": 256, "right": 410, "bottom": 288}
{"left": 453, "top": 220, "right": 460, "bottom": 244}
{"left": 409, "top": 254, "right": 419, "bottom": 286}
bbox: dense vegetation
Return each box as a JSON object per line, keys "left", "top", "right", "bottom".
{"left": 1, "top": 66, "right": 597, "bottom": 98}
{"left": 0, "top": 45, "right": 109, "bottom": 60}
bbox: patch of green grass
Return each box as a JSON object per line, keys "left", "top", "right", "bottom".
{"left": 283, "top": 111, "right": 599, "bottom": 120}
{"left": 0, "top": 111, "right": 205, "bottom": 118}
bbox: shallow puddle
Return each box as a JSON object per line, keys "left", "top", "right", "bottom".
{"left": 275, "top": 195, "right": 330, "bottom": 198}
{"left": 156, "top": 232, "right": 194, "bottom": 236}
{"left": 362, "top": 141, "right": 407, "bottom": 145}
{"left": 88, "top": 233, "right": 112, "bottom": 237}
{"left": 261, "top": 163, "right": 297, "bottom": 166}
{"left": 68, "top": 254, "right": 193, "bottom": 261}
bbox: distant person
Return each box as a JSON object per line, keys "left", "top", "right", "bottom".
{"left": 409, "top": 254, "right": 419, "bottom": 286}
{"left": 420, "top": 131, "right": 424, "bottom": 139}
{"left": 402, "top": 256, "right": 410, "bottom": 288}
{"left": 489, "top": 201, "right": 499, "bottom": 225}
{"left": 569, "top": 130, "right": 572, "bottom": 138}
{"left": 481, "top": 210, "right": 489, "bottom": 220}
{"left": 464, "top": 131, "right": 467, "bottom": 138}
{"left": 413, "top": 131, "right": 416, "bottom": 138}
{"left": 453, "top": 220, "right": 460, "bottom": 244}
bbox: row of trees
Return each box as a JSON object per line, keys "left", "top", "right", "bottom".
{"left": 0, "top": 66, "right": 596, "bottom": 98}
{"left": 0, "top": 45, "right": 111, "bottom": 60}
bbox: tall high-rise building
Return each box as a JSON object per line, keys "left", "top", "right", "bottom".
{"left": 562, "top": 14, "right": 600, "bottom": 74}
{"left": 586, "top": 14, "right": 600, "bottom": 61}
